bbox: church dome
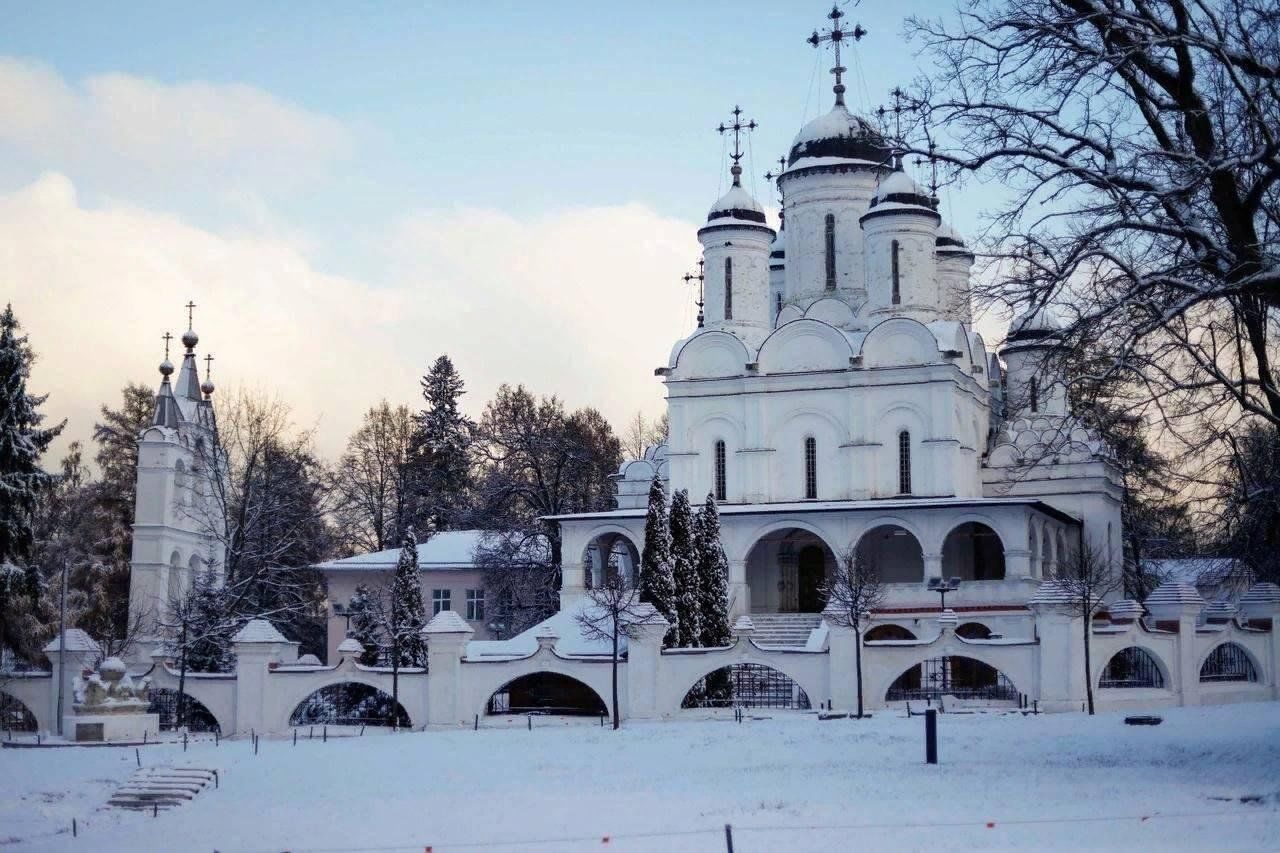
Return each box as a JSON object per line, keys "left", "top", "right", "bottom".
{"left": 769, "top": 229, "right": 785, "bottom": 262}
{"left": 706, "top": 184, "right": 767, "bottom": 225}
{"left": 861, "top": 165, "right": 939, "bottom": 224}
{"left": 1009, "top": 304, "right": 1066, "bottom": 341}
{"left": 936, "top": 222, "right": 968, "bottom": 251}
{"left": 788, "top": 104, "right": 892, "bottom": 168}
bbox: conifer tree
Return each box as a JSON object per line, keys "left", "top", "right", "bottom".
{"left": 637, "top": 476, "right": 678, "bottom": 646}
{"left": 669, "top": 488, "right": 701, "bottom": 647}
{"left": 413, "top": 355, "right": 473, "bottom": 531}
{"left": 388, "top": 528, "right": 428, "bottom": 668}
{"left": 345, "top": 583, "right": 382, "bottom": 666}
{"left": 0, "top": 304, "right": 64, "bottom": 656}
{"left": 694, "top": 493, "right": 731, "bottom": 647}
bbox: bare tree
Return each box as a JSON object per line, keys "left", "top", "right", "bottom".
{"left": 331, "top": 401, "right": 416, "bottom": 555}
{"left": 474, "top": 529, "right": 556, "bottom": 638}
{"left": 908, "top": 0, "right": 1280, "bottom": 511}
{"left": 575, "top": 569, "right": 662, "bottom": 730}
{"left": 621, "top": 411, "right": 668, "bottom": 460}
{"left": 823, "top": 545, "right": 886, "bottom": 719}
{"left": 1046, "top": 537, "right": 1121, "bottom": 715}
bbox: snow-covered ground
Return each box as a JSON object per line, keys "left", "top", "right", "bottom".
{"left": 2, "top": 702, "right": 1278, "bottom": 852}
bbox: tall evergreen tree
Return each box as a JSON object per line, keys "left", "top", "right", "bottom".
{"left": 669, "top": 489, "right": 700, "bottom": 648}
{"left": 637, "top": 476, "right": 677, "bottom": 646}
{"left": 345, "top": 583, "right": 382, "bottom": 666}
{"left": 693, "top": 493, "right": 731, "bottom": 647}
{"left": 413, "top": 355, "right": 473, "bottom": 531}
{"left": 0, "top": 304, "right": 64, "bottom": 656}
{"left": 388, "top": 528, "right": 428, "bottom": 668}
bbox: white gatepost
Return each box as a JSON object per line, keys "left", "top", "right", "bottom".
{"left": 231, "top": 619, "right": 298, "bottom": 736}
{"left": 1029, "top": 582, "right": 1085, "bottom": 712}
{"left": 624, "top": 606, "right": 668, "bottom": 720}
{"left": 42, "top": 629, "right": 101, "bottom": 737}
{"left": 1145, "top": 582, "right": 1206, "bottom": 706}
{"left": 823, "top": 610, "right": 856, "bottom": 711}
{"left": 1237, "top": 583, "right": 1280, "bottom": 700}
{"left": 424, "top": 610, "right": 474, "bottom": 728}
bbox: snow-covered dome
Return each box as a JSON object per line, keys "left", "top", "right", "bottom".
{"left": 861, "top": 166, "right": 939, "bottom": 223}
{"left": 770, "top": 229, "right": 785, "bottom": 262}
{"left": 706, "top": 184, "right": 766, "bottom": 225}
{"left": 787, "top": 103, "right": 892, "bottom": 167}
{"left": 1008, "top": 304, "right": 1067, "bottom": 342}
{"left": 936, "top": 222, "right": 971, "bottom": 253}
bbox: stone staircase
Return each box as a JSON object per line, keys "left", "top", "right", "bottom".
{"left": 748, "top": 613, "right": 823, "bottom": 648}
{"left": 106, "top": 766, "right": 217, "bottom": 812}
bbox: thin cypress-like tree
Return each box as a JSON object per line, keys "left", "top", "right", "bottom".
{"left": 669, "top": 489, "right": 701, "bottom": 648}
{"left": 638, "top": 475, "right": 678, "bottom": 646}
{"left": 387, "top": 528, "right": 428, "bottom": 728}
{"left": 694, "top": 493, "right": 731, "bottom": 647}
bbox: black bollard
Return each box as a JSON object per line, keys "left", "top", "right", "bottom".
{"left": 72, "top": 818, "right": 77, "bottom": 838}
{"left": 309, "top": 726, "right": 314, "bottom": 740}
{"left": 323, "top": 725, "right": 327, "bottom": 743}
{"left": 925, "top": 708, "right": 938, "bottom": 765}
{"left": 153, "top": 803, "right": 158, "bottom": 818}
{"left": 474, "top": 715, "right": 479, "bottom": 731}
{"left": 724, "top": 823, "right": 734, "bottom": 853}
{"left": 1033, "top": 699, "right": 1038, "bottom": 714}
{"left": 135, "top": 747, "right": 141, "bottom": 768}
{"left": 527, "top": 714, "right": 532, "bottom": 731}
{"left": 213, "top": 770, "right": 218, "bottom": 788}
{"left": 254, "top": 735, "right": 259, "bottom": 755}
{"left": 215, "top": 730, "right": 220, "bottom": 747}
{"left": 293, "top": 730, "right": 297, "bottom": 746}
{"left": 183, "top": 732, "right": 188, "bottom": 752}
{"left": 360, "top": 725, "right": 365, "bottom": 737}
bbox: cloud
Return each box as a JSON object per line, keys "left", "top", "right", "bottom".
{"left": 0, "top": 58, "right": 351, "bottom": 189}
{"left": 2, "top": 174, "right": 698, "bottom": 466}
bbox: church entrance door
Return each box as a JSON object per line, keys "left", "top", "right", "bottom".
{"left": 797, "top": 545, "right": 826, "bottom": 613}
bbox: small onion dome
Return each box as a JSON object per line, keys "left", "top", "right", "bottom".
{"left": 181, "top": 328, "right": 199, "bottom": 349}
{"left": 706, "top": 184, "right": 766, "bottom": 225}
{"left": 1104, "top": 599, "right": 1145, "bottom": 622}
{"left": 1201, "top": 598, "right": 1237, "bottom": 623}
{"left": 201, "top": 379, "right": 215, "bottom": 396}
{"left": 861, "top": 166, "right": 940, "bottom": 225}
{"left": 788, "top": 103, "right": 892, "bottom": 167}
{"left": 769, "top": 230, "right": 785, "bottom": 262}
{"left": 1007, "top": 304, "right": 1067, "bottom": 343}
{"left": 159, "top": 358, "right": 175, "bottom": 377}
{"left": 936, "top": 222, "right": 973, "bottom": 257}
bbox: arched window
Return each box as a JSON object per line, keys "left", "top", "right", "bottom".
{"left": 724, "top": 257, "right": 733, "bottom": 320}
{"left": 897, "top": 430, "right": 912, "bottom": 494}
{"left": 803, "top": 437, "right": 817, "bottom": 500}
{"left": 714, "top": 440, "right": 727, "bottom": 502}
{"left": 1200, "top": 643, "right": 1258, "bottom": 683}
{"left": 891, "top": 239, "right": 901, "bottom": 304}
{"left": 1099, "top": 647, "right": 1165, "bottom": 689}
{"left": 824, "top": 213, "right": 836, "bottom": 290}
{"left": 1029, "top": 377, "right": 1039, "bottom": 413}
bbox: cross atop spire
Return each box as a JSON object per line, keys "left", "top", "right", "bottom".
{"left": 717, "top": 106, "right": 757, "bottom": 188}
{"left": 204, "top": 353, "right": 214, "bottom": 380}
{"left": 808, "top": 4, "right": 867, "bottom": 108}
{"left": 765, "top": 155, "right": 788, "bottom": 206}
{"left": 185, "top": 300, "right": 197, "bottom": 330}
{"left": 162, "top": 332, "right": 173, "bottom": 360}
{"left": 876, "top": 87, "right": 914, "bottom": 167}
{"left": 683, "top": 258, "right": 706, "bottom": 328}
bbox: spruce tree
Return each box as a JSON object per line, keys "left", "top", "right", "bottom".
{"left": 694, "top": 493, "right": 732, "bottom": 647}
{"left": 0, "top": 304, "right": 64, "bottom": 656}
{"left": 346, "top": 584, "right": 383, "bottom": 665}
{"left": 638, "top": 475, "right": 678, "bottom": 646}
{"left": 388, "top": 528, "right": 428, "bottom": 667}
{"left": 669, "top": 488, "right": 701, "bottom": 648}
{"left": 413, "top": 355, "right": 473, "bottom": 531}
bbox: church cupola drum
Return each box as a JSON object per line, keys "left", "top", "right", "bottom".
{"left": 697, "top": 106, "right": 774, "bottom": 336}
{"left": 860, "top": 163, "right": 941, "bottom": 321}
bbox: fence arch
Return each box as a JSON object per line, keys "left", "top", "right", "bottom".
{"left": 883, "top": 656, "right": 1019, "bottom": 703}
{"left": 679, "top": 662, "right": 812, "bottom": 710}
{"left": 484, "top": 672, "right": 608, "bottom": 716}
{"left": 148, "top": 688, "right": 223, "bottom": 733}
{"left": 288, "top": 682, "right": 411, "bottom": 728}
{"left": 1199, "top": 642, "right": 1260, "bottom": 683}
{"left": 0, "top": 690, "right": 38, "bottom": 732}
{"left": 1098, "top": 647, "right": 1167, "bottom": 689}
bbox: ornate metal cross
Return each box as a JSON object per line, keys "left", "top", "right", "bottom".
{"left": 717, "top": 106, "right": 757, "bottom": 187}
{"left": 808, "top": 5, "right": 866, "bottom": 108}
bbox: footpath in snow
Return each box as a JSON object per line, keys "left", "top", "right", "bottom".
{"left": 2, "top": 701, "right": 1278, "bottom": 852}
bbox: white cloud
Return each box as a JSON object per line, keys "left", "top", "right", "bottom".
{"left": 0, "top": 58, "right": 351, "bottom": 188}
{"left": 2, "top": 174, "right": 697, "bottom": 466}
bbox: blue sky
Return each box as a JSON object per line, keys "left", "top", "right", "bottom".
{"left": 1, "top": 1, "right": 991, "bottom": 462}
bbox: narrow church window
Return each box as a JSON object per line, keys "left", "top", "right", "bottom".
{"left": 824, "top": 213, "right": 836, "bottom": 290}
{"left": 1029, "top": 377, "right": 1039, "bottom": 413}
{"left": 775, "top": 291, "right": 783, "bottom": 321}
{"left": 724, "top": 257, "right": 733, "bottom": 320}
{"left": 891, "top": 239, "right": 901, "bottom": 304}
{"left": 898, "top": 430, "right": 912, "bottom": 494}
{"left": 804, "top": 437, "right": 817, "bottom": 499}
{"left": 714, "top": 440, "right": 727, "bottom": 502}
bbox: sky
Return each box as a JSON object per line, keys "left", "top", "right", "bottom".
{"left": 1, "top": 0, "right": 1002, "bottom": 465}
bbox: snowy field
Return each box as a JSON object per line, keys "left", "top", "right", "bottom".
{"left": 2, "top": 702, "right": 1278, "bottom": 852}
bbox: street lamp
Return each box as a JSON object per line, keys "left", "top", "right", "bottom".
{"left": 927, "top": 576, "right": 963, "bottom": 611}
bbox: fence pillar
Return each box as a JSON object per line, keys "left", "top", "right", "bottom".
{"left": 42, "top": 630, "right": 101, "bottom": 737}
{"left": 824, "top": 617, "right": 857, "bottom": 711}
{"left": 231, "top": 619, "right": 298, "bottom": 736}
{"left": 424, "top": 611, "right": 474, "bottom": 728}
{"left": 625, "top": 610, "right": 669, "bottom": 720}
{"left": 1028, "top": 606, "right": 1082, "bottom": 713}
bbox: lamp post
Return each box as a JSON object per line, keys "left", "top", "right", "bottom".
{"left": 55, "top": 561, "right": 68, "bottom": 736}
{"left": 927, "top": 576, "right": 963, "bottom": 612}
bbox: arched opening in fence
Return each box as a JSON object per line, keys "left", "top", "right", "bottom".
{"left": 485, "top": 673, "right": 607, "bottom": 716}
{"left": 147, "top": 688, "right": 221, "bottom": 733}
{"left": 864, "top": 624, "right": 917, "bottom": 641}
{"left": 1099, "top": 647, "right": 1165, "bottom": 689}
{"left": 0, "top": 691, "right": 37, "bottom": 732}
{"left": 289, "top": 683, "right": 411, "bottom": 728}
{"left": 955, "top": 622, "right": 994, "bottom": 640}
{"left": 886, "top": 657, "right": 1018, "bottom": 703}
{"left": 680, "top": 663, "right": 812, "bottom": 710}
{"left": 942, "top": 522, "right": 1006, "bottom": 581}
{"left": 1200, "top": 643, "right": 1259, "bottom": 683}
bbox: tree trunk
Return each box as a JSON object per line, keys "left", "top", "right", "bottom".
{"left": 177, "top": 618, "right": 188, "bottom": 730}
{"left": 610, "top": 613, "right": 620, "bottom": 730}
{"left": 1083, "top": 605, "right": 1095, "bottom": 715}
{"left": 391, "top": 633, "right": 400, "bottom": 731}
{"left": 854, "top": 619, "right": 864, "bottom": 719}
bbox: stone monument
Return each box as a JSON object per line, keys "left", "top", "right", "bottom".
{"left": 66, "top": 656, "right": 160, "bottom": 742}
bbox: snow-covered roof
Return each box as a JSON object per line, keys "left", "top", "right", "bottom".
{"left": 1008, "top": 305, "right": 1066, "bottom": 342}
{"left": 43, "top": 629, "right": 101, "bottom": 653}
{"left": 336, "top": 637, "right": 365, "bottom": 654}
{"left": 315, "top": 530, "right": 486, "bottom": 573}
{"left": 706, "top": 184, "right": 766, "bottom": 225}
{"left": 787, "top": 104, "right": 891, "bottom": 167}
{"left": 1027, "top": 580, "right": 1075, "bottom": 606}
{"left": 1104, "top": 599, "right": 1145, "bottom": 621}
{"left": 465, "top": 599, "right": 634, "bottom": 660}
{"left": 423, "top": 610, "right": 473, "bottom": 634}
{"left": 232, "top": 619, "right": 290, "bottom": 644}
{"left": 1201, "top": 599, "right": 1237, "bottom": 621}
{"left": 1147, "top": 557, "right": 1245, "bottom": 589}
{"left": 1143, "top": 581, "right": 1205, "bottom": 609}
{"left": 1239, "top": 582, "right": 1280, "bottom": 606}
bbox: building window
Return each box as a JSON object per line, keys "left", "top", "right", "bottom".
{"left": 824, "top": 213, "right": 836, "bottom": 290}
{"left": 724, "top": 257, "right": 733, "bottom": 320}
{"left": 1029, "top": 377, "right": 1039, "bottom": 413}
{"left": 898, "top": 430, "right": 912, "bottom": 495}
{"left": 891, "top": 239, "right": 901, "bottom": 304}
{"left": 775, "top": 291, "right": 783, "bottom": 321}
{"left": 432, "top": 589, "right": 451, "bottom": 615}
{"left": 804, "top": 437, "right": 817, "bottom": 499}
{"left": 466, "top": 589, "right": 485, "bottom": 622}
{"left": 714, "top": 440, "right": 727, "bottom": 502}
